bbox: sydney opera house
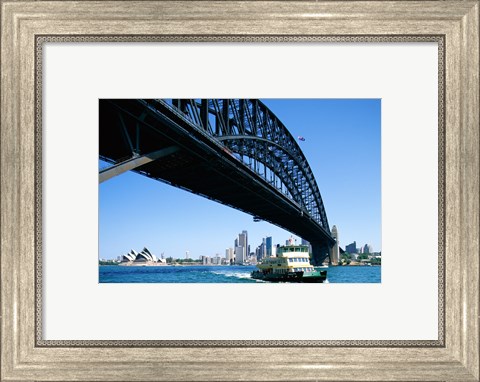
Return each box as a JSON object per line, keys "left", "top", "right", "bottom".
{"left": 120, "top": 247, "right": 167, "bottom": 266}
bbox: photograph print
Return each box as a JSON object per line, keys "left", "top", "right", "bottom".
{"left": 99, "top": 99, "right": 381, "bottom": 283}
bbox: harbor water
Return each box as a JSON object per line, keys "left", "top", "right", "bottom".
{"left": 99, "top": 265, "right": 381, "bottom": 283}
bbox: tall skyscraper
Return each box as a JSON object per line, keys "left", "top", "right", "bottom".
{"left": 241, "top": 230, "right": 248, "bottom": 256}
{"left": 330, "top": 225, "right": 339, "bottom": 265}
{"left": 266, "top": 236, "right": 273, "bottom": 257}
{"left": 237, "top": 231, "right": 247, "bottom": 263}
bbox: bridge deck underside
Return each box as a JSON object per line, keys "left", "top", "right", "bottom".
{"left": 99, "top": 100, "right": 334, "bottom": 257}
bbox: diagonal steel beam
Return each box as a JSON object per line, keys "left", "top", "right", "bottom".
{"left": 99, "top": 145, "right": 179, "bottom": 183}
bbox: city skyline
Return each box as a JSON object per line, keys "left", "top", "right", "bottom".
{"left": 110, "top": 229, "right": 379, "bottom": 261}
{"left": 99, "top": 99, "right": 381, "bottom": 260}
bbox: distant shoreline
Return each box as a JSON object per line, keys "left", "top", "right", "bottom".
{"left": 99, "top": 263, "right": 380, "bottom": 267}
{"left": 99, "top": 262, "right": 237, "bottom": 267}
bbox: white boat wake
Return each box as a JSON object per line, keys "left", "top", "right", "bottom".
{"left": 211, "top": 270, "right": 252, "bottom": 280}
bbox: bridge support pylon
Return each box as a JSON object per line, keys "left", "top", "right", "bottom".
{"left": 311, "top": 242, "right": 332, "bottom": 266}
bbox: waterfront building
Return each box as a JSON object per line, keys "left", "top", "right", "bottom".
{"left": 330, "top": 225, "right": 339, "bottom": 265}
{"left": 363, "top": 244, "right": 373, "bottom": 254}
{"left": 266, "top": 236, "right": 273, "bottom": 257}
{"left": 120, "top": 247, "right": 165, "bottom": 264}
{"left": 242, "top": 230, "right": 248, "bottom": 255}
{"left": 260, "top": 238, "right": 267, "bottom": 259}
{"left": 255, "top": 246, "right": 261, "bottom": 261}
{"left": 235, "top": 245, "right": 245, "bottom": 264}
{"left": 225, "top": 248, "right": 234, "bottom": 262}
{"left": 239, "top": 231, "right": 248, "bottom": 254}
{"left": 121, "top": 249, "right": 137, "bottom": 262}
{"left": 233, "top": 231, "right": 248, "bottom": 264}
{"left": 345, "top": 241, "right": 357, "bottom": 254}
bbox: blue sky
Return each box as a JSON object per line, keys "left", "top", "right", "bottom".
{"left": 99, "top": 99, "right": 381, "bottom": 259}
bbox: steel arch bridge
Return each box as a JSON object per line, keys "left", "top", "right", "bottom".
{"left": 99, "top": 99, "right": 336, "bottom": 265}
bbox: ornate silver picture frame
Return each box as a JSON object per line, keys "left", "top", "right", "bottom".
{"left": 1, "top": 1, "right": 478, "bottom": 381}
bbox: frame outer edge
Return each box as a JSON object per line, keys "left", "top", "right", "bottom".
{"left": 1, "top": 1, "right": 21, "bottom": 380}
{"left": 459, "top": 2, "right": 480, "bottom": 380}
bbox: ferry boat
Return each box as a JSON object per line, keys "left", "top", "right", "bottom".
{"left": 251, "top": 244, "right": 327, "bottom": 283}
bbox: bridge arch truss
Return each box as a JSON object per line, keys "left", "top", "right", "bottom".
{"left": 161, "top": 99, "right": 330, "bottom": 233}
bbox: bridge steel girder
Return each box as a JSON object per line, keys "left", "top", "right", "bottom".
{"left": 158, "top": 99, "right": 330, "bottom": 231}
{"left": 99, "top": 145, "right": 179, "bottom": 183}
{"left": 99, "top": 99, "right": 335, "bottom": 261}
